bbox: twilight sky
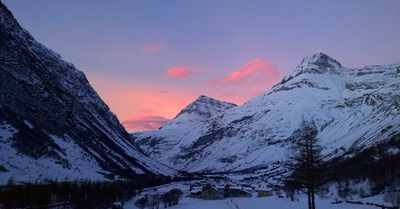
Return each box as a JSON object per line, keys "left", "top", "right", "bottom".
{"left": 3, "top": 0, "right": 400, "bottom": 132}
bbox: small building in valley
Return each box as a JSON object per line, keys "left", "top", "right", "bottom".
{"left": 189, "top": 188, "right": 202, "bottom": 198}
{"left": 257, "top": 189, "right": 274, "bottom": 197}
{"left": 202, "top": 184, "right": 219, "bottom": 200}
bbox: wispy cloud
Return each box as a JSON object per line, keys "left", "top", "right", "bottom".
{"left": 85, "top": 72, "right": 196, "bottom": 132}
{"left": 210, "top": 59, "right": 279, "bottom": 86}
{"left": 122, "top": 116, "right": 171, "bottom": 132}
{"left": 167, "top": 67, "right": 203, "bottom": 79}
{"left": 141, "top": 41, "right": 168, "bottom": 53}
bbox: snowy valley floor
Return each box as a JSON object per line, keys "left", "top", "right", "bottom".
{"left": 124, "top": 195, "right": 387, "bottom": 209}
{"left": 122, "top": 182, "right": 390, "bottom": 209}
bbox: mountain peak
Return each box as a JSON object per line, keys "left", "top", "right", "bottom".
{"left": 300, "top": 52, "right": 342, "bottom": 69}
{"left": 134, "top": 50, "right": 400, "bottom": 175}
{"left": 196, "top": 94, "right": 213, "bottom": 101}
{"left": 171, "top": 95, "right": 236, "bottom": 121}
{"left": 280, "top": 53, "right": 344, "bottom": 85}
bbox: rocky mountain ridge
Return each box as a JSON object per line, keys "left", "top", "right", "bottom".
{"left": 133, "top": 52, "right": 400, "bottom": 176}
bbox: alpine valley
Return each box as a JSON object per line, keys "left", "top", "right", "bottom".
{"left": 1, "top": 0, "right": 399, "bottom": 185}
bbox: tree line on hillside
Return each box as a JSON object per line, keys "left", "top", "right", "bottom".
{"left": 283, "top": 121, "right": 400, "bottom": 209}
{"left": 0, "top": 175, "right": 170, "bottom": 209}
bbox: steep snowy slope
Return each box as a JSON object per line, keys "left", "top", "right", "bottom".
{"left": 0, "top": 2, "right": 175, "bottom": 184}
{"left": 133, "top": 53, "right": 400, "bottom": 174}
{"left": 133, "top": 95, "right": 236, "bottom": 159}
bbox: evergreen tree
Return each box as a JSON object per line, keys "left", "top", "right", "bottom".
{"left": 135, "top": 197, "right": 147, "bottom": 209}
{"left": 161, "top": 192, "right": 172, "bottom": 208}
{"left": 384, "top": 180, "right": 400, "bottom": 208}
{"left": 285, "top": 121, "right": 326, "bottom": 209}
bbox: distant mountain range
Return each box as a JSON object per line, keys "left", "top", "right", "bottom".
{"left": 0, "top": 2, "right": 175, "bottom": 184}
{"left": 132, "top": 52, "right": 400, "bottom": 176}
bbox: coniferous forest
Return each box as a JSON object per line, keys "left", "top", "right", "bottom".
{"left": 0, "top": 175, "right": 170, "bottom": 209}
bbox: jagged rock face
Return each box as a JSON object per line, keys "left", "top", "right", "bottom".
{"left": 134, "top": 52, "right": 400, "bottom": 175}
{"left": 0, "top": 2, "right": 175, "bottom": 183}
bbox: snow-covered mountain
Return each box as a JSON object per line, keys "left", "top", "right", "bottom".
{"left": 133, "top": 52, "right": 400, "bottom": 175}
{"left": 133, "top": 95, "right": 236, "bottom": 159}
{"left": 0, "top": 2, "right": 175, "bottom": 184}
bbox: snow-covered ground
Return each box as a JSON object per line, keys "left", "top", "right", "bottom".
{"left": 124, "top": 194, "right": 386, "bottom": 209}
{"left": 121, "top": 182, "right": 390, "bottom": 209}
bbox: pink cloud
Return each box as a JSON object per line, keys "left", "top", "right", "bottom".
{"left": 210, "top": 59, "right": 279, "bottom": 86}
{"left": 85, "top": 72, "right": 198, "bottom": 131}
{"left": 122, "top": 116, "right": 171, "bottom": 132}
{"left": 141, "top": 41, "right": 167, "bottom": 53}
{"left": 167, "top": 67, "right": 203, "bottom": 79}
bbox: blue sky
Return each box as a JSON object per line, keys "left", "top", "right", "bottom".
{"left": 3, "top": 0, "right": 400, "bottom": 132}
